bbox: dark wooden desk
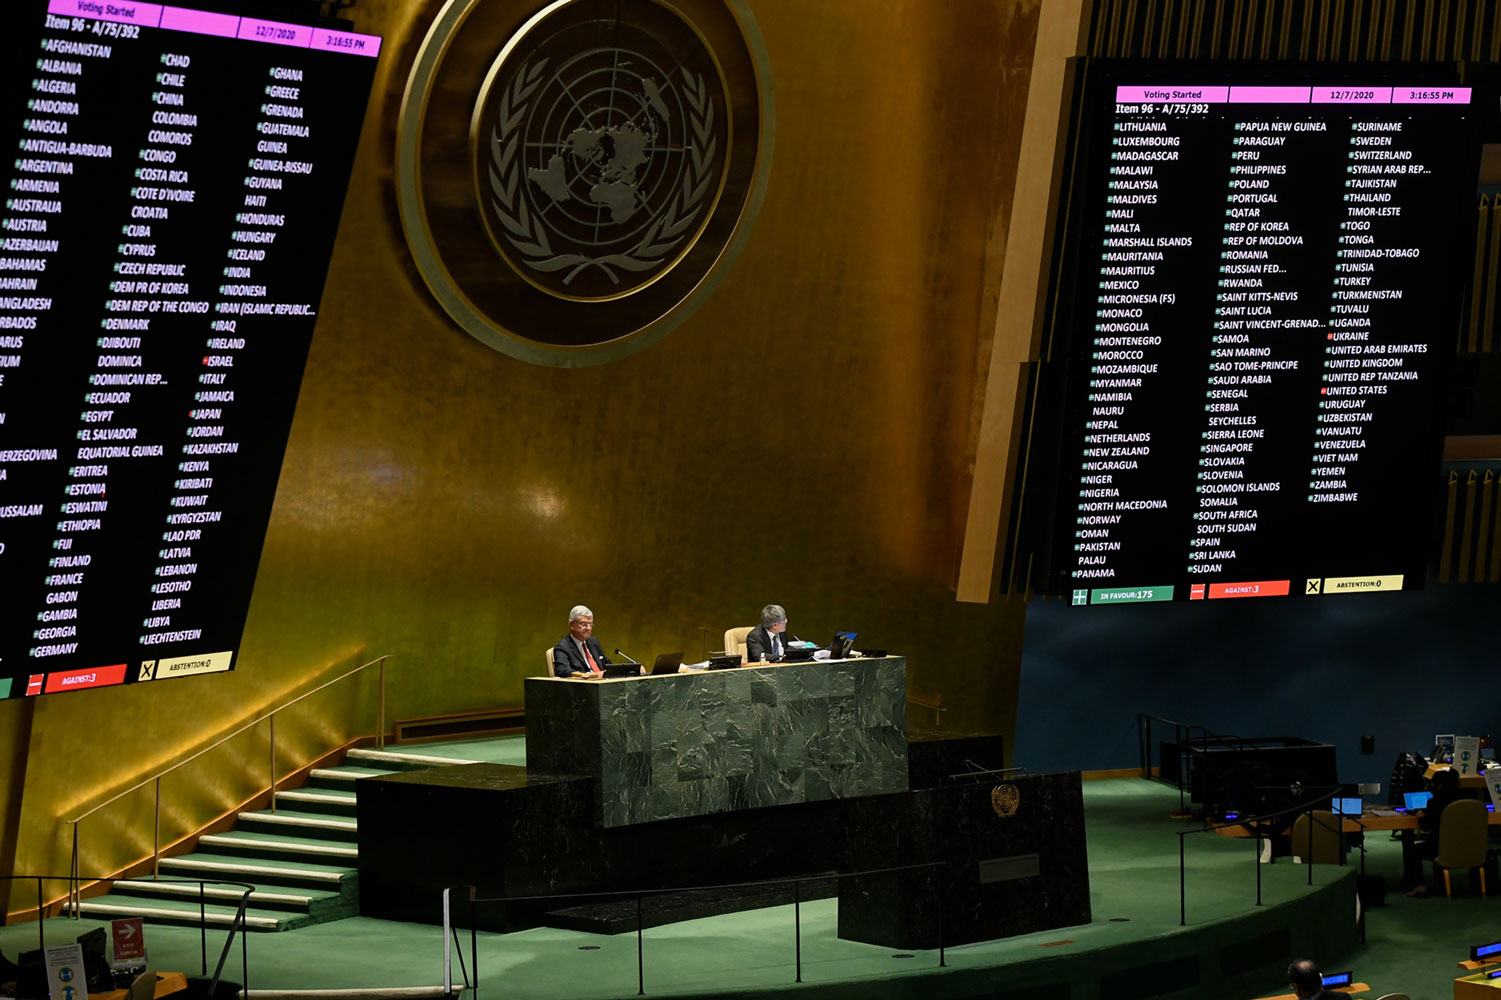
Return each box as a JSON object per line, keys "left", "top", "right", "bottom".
{"left": 1214, "top": 809, "right": 1501, "bottom": 837}
{"left": 93, "top": 972, "right": 187, "bottom": 1000}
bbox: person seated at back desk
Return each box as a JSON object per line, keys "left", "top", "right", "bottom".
{"left": 1286, "top": 958, "right": 1345, "bottom": 1000}
{"left": 1405, "top": 765, "right": 1463, "bottom": 897}
{"left": 746, "top": 604, "right": 790, "bottom": 663}
{"left": 552, "top": 604, "right": 612, "bottom": 678}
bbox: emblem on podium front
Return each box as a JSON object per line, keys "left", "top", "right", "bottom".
{"left": 992, "top": 783, "right": 1020, "bottom": 818}
{"left": 398, "top": 0, "right": 772, "bottom": 366}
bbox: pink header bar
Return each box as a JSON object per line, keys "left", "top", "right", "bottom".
{"left": 311, "top": 27, "right": 381, "bottom": 58}
{"left": 1115, "top": 85, "right": 1229, "bottom": 104}
{"left": 1229, "top": 86, "right": 1311, "bottom": 103}
{"left": 1312, "top": 86, "right": 1394, "bottom": 104}
{"left": 237, "top": 17, "right": 313, "bottom": 48}
{"left": 48, "top": 0, "right": 162, "bottom": 25}
{"left": 45, "top": 2, "right": 382, "bottom": 58}
{"left": 1392, "top": 86, "right": 1472, "bottom": 104}
{"left": 160, "top": 6, "right": 238, "bottom": 37}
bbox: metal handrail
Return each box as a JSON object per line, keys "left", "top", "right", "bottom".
{"left": 441, "top": 860, "right": 951, "bottom": 998}
{"left": 4, "top": 874, "right": 254, "bottom": 994}
{"left": 1173, "top": 784, "right": 1367, "bottom": 926}
{"left": 63, "top": 653, "right": 391, "bottom": 915}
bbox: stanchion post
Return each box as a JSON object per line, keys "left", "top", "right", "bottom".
{"left": 793, "top": 880, "right": 801, "bottom": 983}
{"left": 1178, "top": 834, "right": 1186, "bottom": 926}
{"left": 269, "top": 714, "right": 277, "bottom": 813}
{"left": 153, "top": 777, "right": 161, "bottom": 876}
{"left": 1255, "top": 832, "right": 1263, "bottom": 905}
{"left": 938, "top": 864, "right": 947, "bottom": 968}
{"left": 636, "top": 895, "right": 645, "bottom": 996}
{"left": 200, "top": 883, "right": 207, "bottom": 974}
{"left": 377, "top": 656, "right": 386, "bottom": 750}
{"left": 1306, "top": 808, "right": 1314, "bottom": 885}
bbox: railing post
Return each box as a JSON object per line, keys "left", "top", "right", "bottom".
{"left": 377, "top": 656, "right": 387, "bottom": 750}
{"left": 1306, "top": 807, "right": 1314, "bottom": 885}
{"left": 1179, "top": 834, "right": 1186, "bottom": 926}
{"left": 200, "top": 882, "right": 207, "bottom": 975}
{"left": 70, "top": 822, "right": 80, "bottom": 917}
{"left": 1255, "top": 831, "right": 1263, "bottom": 905}
{"left": 269, "top": 713, "right": 277, "bottom": 813}
{"left": 793, "top": 879, "right": 801, "bottom": 983}
{"left": 636, "top": 895, "right": 644, "bottom": 996}
{"left": 442, "top": 887, "right": 452, "bottom": 997}
{"left": 153, "top": 777, "right": 161, "bottom": 877}
{"left": 937, "top": 863, "right": 946, "bottom": 967}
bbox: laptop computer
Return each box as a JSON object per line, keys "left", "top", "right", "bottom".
{"left": 707, "top": 653, "right": 742, "bottom": 670}
{"left": 1331, "top": 797, "right": 1362, "bottom": 816}
{"left": 828, "top": 631, "right": 857, "bottom": 659}
{"left": 650, "top": 652, "right": 685, "bottom": 675}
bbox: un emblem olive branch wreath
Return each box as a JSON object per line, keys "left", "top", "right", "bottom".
{"left": 488, "top": 59, "right": 717, "bottom": 287}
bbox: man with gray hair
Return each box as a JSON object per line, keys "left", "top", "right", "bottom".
{"left": 552, "top": 605, "right": 612, "bottom": 678}
{"left": 745, "top": 604, "right": 789, "bottom": 663}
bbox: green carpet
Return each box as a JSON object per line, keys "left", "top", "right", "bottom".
{"left": 1, "top": 778, "right": 1472, "bottom": 998}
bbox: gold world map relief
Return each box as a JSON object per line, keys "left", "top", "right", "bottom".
{"left": 398, "top": 0, "right": 772, "bottom": 365}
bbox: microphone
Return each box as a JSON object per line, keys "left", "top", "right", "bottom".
{"left": 613, "top": 648, "right": 641, "bottom": 664}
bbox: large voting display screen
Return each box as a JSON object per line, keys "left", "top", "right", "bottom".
{"left": 1033, "top": 62, "right": 1479, "bottom": 607}
{"left": 0, "top": 1, "right": 379, "bottom": 697}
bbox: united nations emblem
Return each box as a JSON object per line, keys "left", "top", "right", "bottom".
{"left": 398, "top": 0, "right": 771, "bottom": 365}
{"left": 991, "top": 783, "right": 1020, "bottom": 818}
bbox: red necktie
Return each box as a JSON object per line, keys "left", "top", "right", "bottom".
{"left": 584, "top": 644, "right": 601, "bottom": 675}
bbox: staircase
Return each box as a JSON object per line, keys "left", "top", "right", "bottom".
{"left": 77, "top": 747, "right": 477, "bottom": 932}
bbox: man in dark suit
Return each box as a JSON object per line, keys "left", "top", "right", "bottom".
{"left": 552, "top": 605, "right": 612, "bottom": 677}
{"left": 1286, "top": 959, "right": 1344, "bottom": 1000}
{"left": 745, "top": 604, "right": 789, "bottom": 663}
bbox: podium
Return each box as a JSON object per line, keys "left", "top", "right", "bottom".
{"left": 524, "top": 656, "right": 910, "bottom": 827}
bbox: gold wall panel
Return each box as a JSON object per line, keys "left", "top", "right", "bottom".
{"left": 4, "top": 0, "right": 1040, "bottom": 896}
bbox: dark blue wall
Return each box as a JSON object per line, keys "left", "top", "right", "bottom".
{"left": 1014, "top": 578, "right": 1496, "bottom": 790}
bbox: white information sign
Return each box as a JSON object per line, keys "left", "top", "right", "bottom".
{"left": 43, "top": 943, "right": 90, "bottom": 1000}
{"left": 1454, "top": 736, "right": 1481, "bottom": 777}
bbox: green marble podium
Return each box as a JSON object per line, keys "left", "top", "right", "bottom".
{"left": 524, "top": 656, "right": 909, "bottom": 827}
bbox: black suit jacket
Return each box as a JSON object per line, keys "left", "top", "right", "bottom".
{"left": 745, "top": 625, "right": 786, "bottom": 663}
{"left": 552, "top": 635, "right": 611, "bottom": 676}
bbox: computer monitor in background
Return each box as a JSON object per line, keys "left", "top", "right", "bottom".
{"left": 1332, "top": 797, "right": 1363, "bottom": 817}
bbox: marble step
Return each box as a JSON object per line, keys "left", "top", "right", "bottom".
{"left": 112, "top": 878, "right": 345, "bottom": 916}
{"left": 345, "top": 748, "right": 478, "bottom": 771}
{"left": 197, "top": 831, "right": 358, "bottom": 863}
{"left": 159, "top": 852, "right": 355, "bottom": 889}
{"left": 75, "top": 893, "right": 299, "bottom": 931}
{"left": 307, "top": 765, "right": 395, "bottom": 790}
{"left": 273, "top": 787, "right": 359, "bottom": 816}
{"left": 239, "top": 808, "right": 359, "bottom": 841}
